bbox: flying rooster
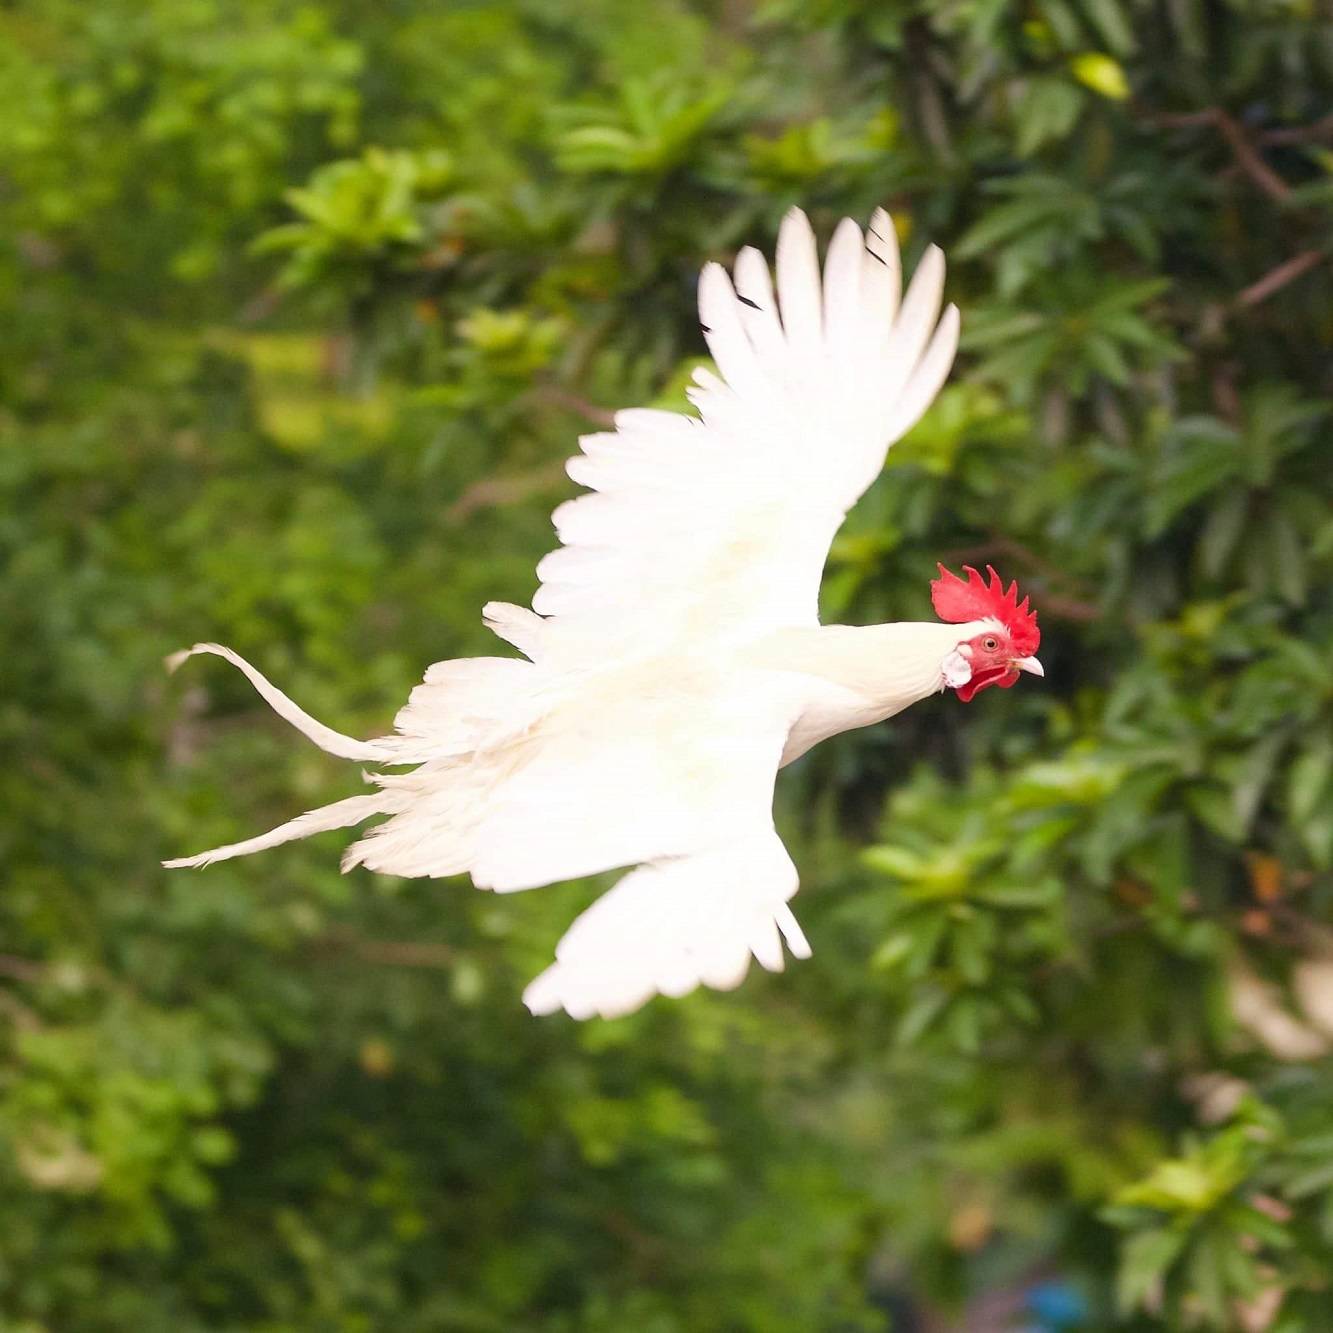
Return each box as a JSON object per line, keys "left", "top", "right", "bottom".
{"left": 165, "top": 207, "right": 1043, "bottom": 1019}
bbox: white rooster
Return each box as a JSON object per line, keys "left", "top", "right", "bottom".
{"left": 165, "top": 206, "right": 1043, "bottom": 1020}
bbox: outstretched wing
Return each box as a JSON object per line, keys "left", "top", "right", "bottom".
{"left": 522, "top": 829, "right": 809, "bottom": 1021}
{"left": 503, "top": 666, "right": 808, "bottom": 1019}
{"left": 527, "top": 207, "right": 958, "bottom": 657}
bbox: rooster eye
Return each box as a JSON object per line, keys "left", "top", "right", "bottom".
{"left": 982, "top": 636, "right": 998, "bottom": 652}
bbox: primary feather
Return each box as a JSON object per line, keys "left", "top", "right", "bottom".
{"left": 165, "top": 206, "right": 970, "bottom": 1020}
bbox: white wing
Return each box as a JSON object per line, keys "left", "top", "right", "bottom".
{"left": 348, "top": 655, "right": 799, "bottom": 893}
{"left": 522, "top": 830, "right": 809, "bottom": 1021}
{"left": 527, "top": 206, "right": 959, "bottom": 659}
{"left": 489, "top": 666, "right": 809, "bottom": 1020}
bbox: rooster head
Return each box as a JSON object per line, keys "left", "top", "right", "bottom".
{"left": 932, "top": 564, "right": 1043, "bottom": 702}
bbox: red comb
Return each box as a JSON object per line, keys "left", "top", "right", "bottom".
{"left": 931, "top": 564, "right": 1040, "bottom": 656}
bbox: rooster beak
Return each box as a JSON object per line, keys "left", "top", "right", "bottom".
{"left": 1013, "top": 656, "right": 1044, "bottom": 677}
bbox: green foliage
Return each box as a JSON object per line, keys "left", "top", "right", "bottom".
{"left": 1102, "top": 1097, "right": 1333, "bottom": 1326}
{"left": 552, "top": 74, "right": 737, "bottom": 178}
{"left": 255, "top": 146, "right": 455, "bottom": 293}
{"left": 4, "top": 0, "right": 1333, "bottom": 1329}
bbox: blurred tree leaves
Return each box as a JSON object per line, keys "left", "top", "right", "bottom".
{"left": 3, "top": 0, "right": 1333, "bottom": 1330}
{"left": 255, "top": 146, "right": 455, "bottom": 293}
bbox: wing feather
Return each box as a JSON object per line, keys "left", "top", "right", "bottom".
{"left": 860, "top": 206, "right": 902, "bottom": 348}
{"left": 732, "top": 245, "right": 786, "bottom": 364}
{"left": 875, "top": 244, "right": 946, "bottom": 422}
{"left": 775, "top": 206, "right": 823, "bottom": 368}
{"left": 822, "top": 216, "right": 865, "bottom": 367}
{"left": 885, "top": 302, "right": 961, "bottom": 442}
{"left": 521, "top": 830, "right": 803, "bottom": 1020}
{"left": 699, "top": 262, "right": 769, "bottom": 399}
{"left": 527, "top": 206, "right": 958, "bottom": 655}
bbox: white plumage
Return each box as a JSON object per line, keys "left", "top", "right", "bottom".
{"left": 164, "top": 206, "right": 990, "bottom": 1020}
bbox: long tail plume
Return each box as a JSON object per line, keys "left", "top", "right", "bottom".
{"left": 162, "top": 643, "right": 397, "bottom": 869}
{"left": 163, "top": 794, "right": 386, "bottom": 869}
{"left": 165, "top": 643, "right": 395, "bottom": 761}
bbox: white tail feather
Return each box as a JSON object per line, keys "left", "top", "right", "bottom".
{"left": 163, "top": 794, "right": 385, "bottom": 869}
{"left": 166, "top": 643, "right": 393, "bottom": 761}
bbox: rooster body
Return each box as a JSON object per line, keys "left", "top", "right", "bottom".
{"left": 166, "top": 207, "right": 1042, "bottom": 1019}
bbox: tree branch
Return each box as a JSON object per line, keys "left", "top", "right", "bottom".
{"left": 445, "top": 459, "right": 569, "bottom": 521}
{"left": 529, "top": 384, "right": 618, "bottom": 427}
{"left": 1150, "top": 108, "right": 1291, "bottom": 203}
{"left": 1037, "top": 594, "right": 1103, "bottom": 623}
{"left": 1234, "top": 248, "right": 1327, "bottom": 309}
{"left": 0, "top": 988, "right": 42, "bottom": 1032}
{"left": 0, "top": 954, "right": 46, "bottom": 984}
{"left": 444, "top": 384, "right": 618, "bottom": 521}
{"left": 1257, "top": 113, "right": 1333, "bottom": 146}
{"left": 941, "top": 538, "right": 1102, "bottom": 621}
{"left": 314, "top": 930, "right": 458, "bottom": 969}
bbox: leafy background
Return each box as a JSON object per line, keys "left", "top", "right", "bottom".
{"left": 3, "top": 1, "right": 1333, "bottom": 1329}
